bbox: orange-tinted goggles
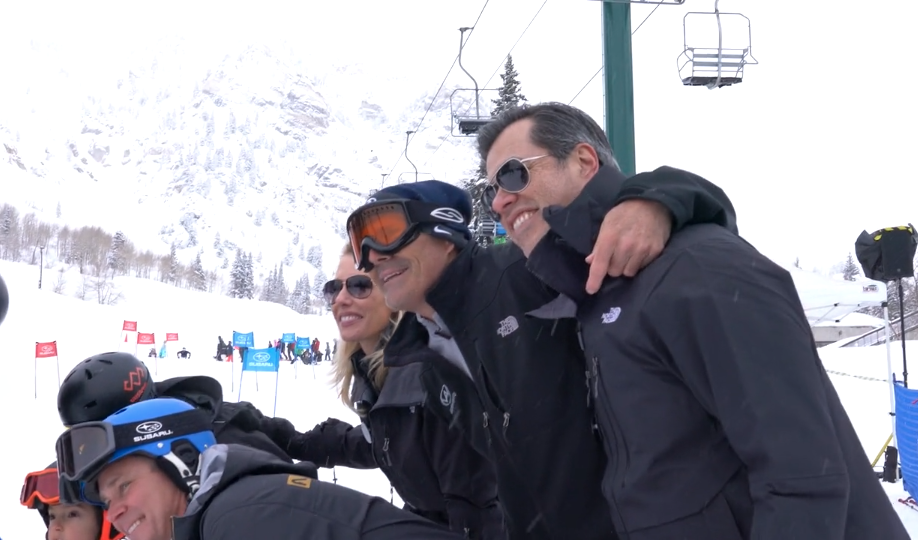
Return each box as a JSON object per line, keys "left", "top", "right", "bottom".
{"left": 347, "top": 199, "right": 466, "bottom": 271}
{"left": 21, "top": 468, "right": 60, "bottom": 508}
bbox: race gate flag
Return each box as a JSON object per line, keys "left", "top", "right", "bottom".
{"left": 895, "top": 383, "right": 918, "bottom": 502}
{"left": 296, "top": 336, "right": 310, "bottom": 349}
{"left": 243, "top": 348, "right": 280, "bottom": 373}
{"left": 166, "top": 333, "right": 179, "bottom": 341}
{"left": 34, "top": 341, "right": 61, "bottom": 399}
{"left": 282, "top": 333, "right": 296, "bottom": 343}
{"left": 233, "top": 331, "right": 255, "bottom": 348}
{"left": 119, "top": 320, "right": 138, "bottom": 348}
{"left": 238, "top": 348, "right": 281, "bottom": 415}
{"left": 135, "top": 333, "right": 158, "bottom": 375}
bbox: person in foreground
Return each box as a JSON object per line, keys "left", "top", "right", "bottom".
{"left": 57, "top": 397, "right": 466, "bottom": 540}
{"left": 55, "top": 352, "right": 291, "bottom": 504}
{"left": 345, "top": 156, "right": 736, "bottom": 536}
{"left": 479, "top": 101, "right": 910, "bottom": 539}
{"left": 260, "top": 243, "right": 504, "bottom": 539}
{"left": 20, "top": 461, "right": 122, "bottom": 540}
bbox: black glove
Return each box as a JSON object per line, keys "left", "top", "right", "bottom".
{"left": 217, "top": 401, "right": 265, "bottom": 433}
{"left": 259, "top": 416, "right": 299, "bottom": 449}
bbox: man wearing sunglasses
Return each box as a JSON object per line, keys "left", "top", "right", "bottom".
{"left": 479, "top": 102, "right": 910, "bottom": 539}
{"left": 346, "top": 145, "right": 736, "bottom": 537}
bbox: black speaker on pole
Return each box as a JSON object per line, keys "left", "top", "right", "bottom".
{"left": 855, "top": 224, "right": 917, "bottom": 484}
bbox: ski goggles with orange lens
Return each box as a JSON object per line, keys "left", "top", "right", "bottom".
{"left": 347, "top": 199, "right": 466, "bottom": 271}
{"left": 20, "top": 468, "right": 60, "bottom": 508}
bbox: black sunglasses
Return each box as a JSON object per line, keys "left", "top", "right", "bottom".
{"left": 481, "top": 154, "right": 550, "bottom": 219}
{"left": 323, "top": 275, "right": 374, "bottom": 305}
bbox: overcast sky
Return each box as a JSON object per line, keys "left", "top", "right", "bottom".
{"left": 1, "top": 0, "right": 916, "bottom": 272}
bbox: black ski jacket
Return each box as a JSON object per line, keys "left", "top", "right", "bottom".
{"left": 423, "top": 166, "right": 738, "bottom": 540}
{"left": 154, "top": 375, "right": 292, "bottom": 463}
{"left": 172, "top": 444, "right": 465, "bottom": 540}
{"left": 263, "top": 348, "right": 504, "bottom": 539}
{"left": 525, "top": 167, "right": 910, "bottom": 539}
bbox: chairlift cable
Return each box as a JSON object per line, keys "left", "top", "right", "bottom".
{"left": 568, "top": 2, "right": 661, "bottom": 106}
{"left": 705, "top": 0, "right": 723, "bottom": 90}
{"left": 383, "top": 0, "right": 492, "bottom": 184}
{"left": 425, "top": 0, "right": 551, "bottom": 165}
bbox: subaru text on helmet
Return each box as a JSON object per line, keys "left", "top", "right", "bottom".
{"left": 55, "top": 397, "right": 215, "bottom": 506}
{"left": 58, "top": 352, "right": 155, "bottom": 428}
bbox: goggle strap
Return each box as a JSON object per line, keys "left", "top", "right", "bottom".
{"left": 111, "top": 409, "right": 213, "bottom": 451}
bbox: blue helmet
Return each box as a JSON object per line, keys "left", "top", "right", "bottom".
{"left": 67, "top": 397, "right": 216, "bottom": 505}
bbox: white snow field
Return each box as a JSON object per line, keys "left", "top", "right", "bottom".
{"left": 0, "top": 258, "right": 916, "bottom": 537}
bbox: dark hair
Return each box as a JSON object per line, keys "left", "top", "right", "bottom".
{"left": 476, "top": 102, "right": 618, "bottom": 173}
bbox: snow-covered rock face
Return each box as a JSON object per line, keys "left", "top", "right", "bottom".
{"left": 0, "top": 42, "right": 488, "bottom": 282}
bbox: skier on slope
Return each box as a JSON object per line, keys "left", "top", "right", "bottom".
{"left": 19, "top": 461, "right": 123, "bottom": 540}
{"left": 56, "top": 352, "right": 291, "bottom": 503}
{"left": 177, "top": 347, "right": 192, "bottom": 359}
{"left": 56, "top": 398, "right": 466, "bottom": 540}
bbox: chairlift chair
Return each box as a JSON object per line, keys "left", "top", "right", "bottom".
{"left": 449, "top": 27, "right": 500, "bottom": 137}
{"left": 593, "top": 0, "right": 684, "bottom": 4}
{"left": 677, "top": 9, "right": 758, "bottom": 88}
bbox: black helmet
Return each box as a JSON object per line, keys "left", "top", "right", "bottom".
{"left": 57, "top": 352, "right": 156, "bottom": 427}
{"left": 0, "top": 271, "right": 8, "bottom": 327}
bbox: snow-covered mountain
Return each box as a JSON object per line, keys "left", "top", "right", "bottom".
{"left": 0, "top": 41, "right": 490, "bottom": 283}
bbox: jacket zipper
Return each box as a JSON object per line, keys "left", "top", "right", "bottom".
{"left": 591, "top": 354, "right": 630, "bottom": 538}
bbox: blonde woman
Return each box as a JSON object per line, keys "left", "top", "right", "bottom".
{"left": 261, "top": 244, "right": 505, "bottom": 539}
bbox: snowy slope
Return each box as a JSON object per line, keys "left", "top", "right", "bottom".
{"left": 0, "top": 41, "right": 490, "bottom": 280}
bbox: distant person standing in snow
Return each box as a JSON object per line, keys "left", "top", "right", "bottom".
{"left": 287, "top": 341, "right": 295, "bottom": 362}
{"left": 177, "top": 347, "right": 192, "bottom": 360}
{"left": 324, "top": 342, "right": 331, "bottom": 362}
{"left": 259, "top": 244, "right": 504, "bottom": 539}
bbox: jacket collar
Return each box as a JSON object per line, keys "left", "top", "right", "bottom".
{"left": 384, "top": 313, "right": 431, "bottom": 368}
{"left": 525, "top": 165, "right": 627, "bottom": 304}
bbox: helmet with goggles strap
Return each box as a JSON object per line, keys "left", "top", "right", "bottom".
{"left": 20, "top": 462, "right": 123, "bottom": 540}
{"left": 346, "top": 180, "right": 473, "bottom": 272}
{"left": 55, "top": 397, "right": 216, "bottom": 507}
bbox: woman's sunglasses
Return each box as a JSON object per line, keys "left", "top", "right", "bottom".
{"left": 480, "top": 154, "right": 550, "bottom": 218}
{"left": 323, "top": 275, "right": 374, "bottom": 305}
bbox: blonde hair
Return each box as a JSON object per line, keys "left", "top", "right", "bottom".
{"left": 329, "top": 243, "right": 402, "bottom": 415}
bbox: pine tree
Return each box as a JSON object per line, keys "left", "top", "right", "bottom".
{"left": 491, "top": 55, "right": 527, "bottom": 117}
{"left": 107, "top": 231, "right": 128, "bottom": 279}
{"left": 842, "top": 253, "right": 861, "bottom": 281}
{"left": 190, "top": 253, "right": 207, "bottom": 291}
{"left": 274, "top": 266, "right": 289, "bottom": 305}
{"left": 312, "top": 269, "right": 327, "bottom": 301}
{"left": 260, "top": 266, "right": 277, "bottom": 301}
{"left": 306, "top": 245, "right": 324, "bottom": 269}
{"left": 167, "top": 244, "right": 179, "bottom": 285}
{"left": 243, "top": 253, "right": 255, "bottom": 299}
{"left": 229, "top": 249, "right": 245, "bottom": 298}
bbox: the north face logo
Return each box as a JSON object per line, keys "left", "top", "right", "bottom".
{"left": 497, "top": 316, "right": 519, "bottom": 337}
{"left": 440, "top": 384, "right": 456, "bottom": 415}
